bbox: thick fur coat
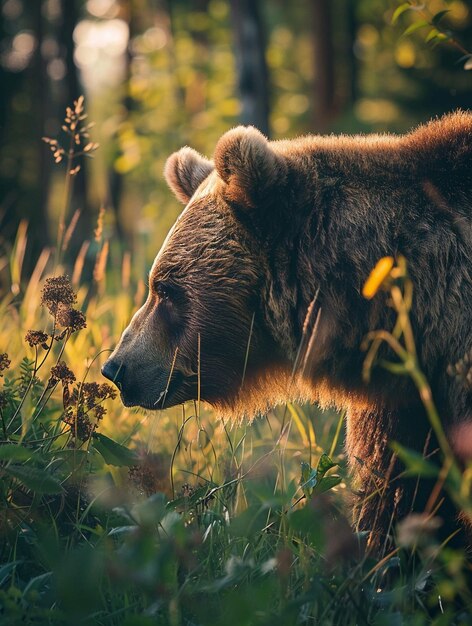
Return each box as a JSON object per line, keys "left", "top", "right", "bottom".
{"left": 103, "top": 112, "right": 472, "bottom": 545}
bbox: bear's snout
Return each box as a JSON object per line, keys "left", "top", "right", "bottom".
{"left": 101, "top": 358, "right": 126, "bottom": 387}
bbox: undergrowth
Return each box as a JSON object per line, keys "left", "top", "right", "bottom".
{"left": 0, "top": 98, "right": 471, "bottom": 626}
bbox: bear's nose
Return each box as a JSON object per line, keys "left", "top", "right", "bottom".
{"left": 101, "top": 359, "right": 126, "bottom": 387}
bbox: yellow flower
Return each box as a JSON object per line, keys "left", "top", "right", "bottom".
{"left": 362, "top": 256, "right": 395, "bottom": 300}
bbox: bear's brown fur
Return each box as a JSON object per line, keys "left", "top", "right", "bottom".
{"left": 103, "top": 112, "right": 472, "bottom": 547}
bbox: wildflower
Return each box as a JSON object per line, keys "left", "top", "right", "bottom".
{"left": 98, "top": 383, "right": 117, "bottom": 400}
{"left": 80, "top": 381, "right": 116, "bottom": 408}
{"left": 128, "top": 451, "right": 170, "bottom": 497}
{"left": 0, "top": 354, "right": 10, "bottom": 376}
{"left": 50, "top": 361, "right": 76, "bottom": 385}
{"left": 56, "top": 305, "right": 86, "bottom": 332}
{"left": 181, "top": 483, "right": 195, "bottom": 498}
{"left": 63, "top": 407, "right": 95, "bottom": 442}
{"left": 25, "top": 330, "right": 49, "bottom": 349}
{"left": 41, "top": 276, "right": 76, "bottom": 315}
{"left": 94, "top": 405, "right": 106, "bottom": 420}
{"left": 42, "top": 137, "right": 65, "bottom": 163}
{"left": 45, "top": 96, "right": 97, "bottom": 168}
{"left": 362, "top": 256, "right": 395, "bottom": 300}
{"left": 81, "top": 382, "right": 100, "bottom": 409}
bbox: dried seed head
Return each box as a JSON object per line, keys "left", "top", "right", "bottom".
{"left": 0, "top": 354, "right": 11, "bottom": 376}
{"left": 128, "top": 452, "right": 170, "bottom": 497}
{"left": 25, "top": 330, "right": 49, "bottom": 349}
{"left": 63, "top": 407, "right": 95, "bottom": 441}
{"left": 181, "top": 483, "right": 195, "bottom": 498}
{"left": 56, "top": 305, "right": 86, "bottom": 332}
{"left": 74, "top": 95, "right": 85, "bottom": 115}
{"left": 69, "top": 165, "right": 81, "bottom": 176}
{"left": 50, "top": 361, "right": 76, "bottom": 385}
{"left": 99, "top": 383, "right": 117, "bottom": 400}
{"left": 94, "top": 405, "right": 106, "bottom": 420}
{"left": 41, "top": 276, "right": 76, "bottom": 315}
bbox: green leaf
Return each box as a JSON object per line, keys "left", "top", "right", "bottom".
{"left": 316, "top": 453, "right": 338, "bottom": 478}
{"left": 299, "top": 461, "right": 318, "bottom": 498}
{"left": 23, "top": 572, "right": 52, "bottom": 597}
{"left": 0, "top": 444, "right": 34, "bottom": 462}
{"left": 3, "top": 464, "right": 63, "bottom": 494}
{"left": 392, "top": 3, "right": 412, "bottom": 25}
{"left": 300, "top": 461, "right": 312, "bottom": 484}
{"left": 312, "top": 475, "right": 342, "bottom": 495}
{"left": 432, "top": 9, "right": 450, "bottom": 26}
{"left": 0, "top": 561, "right": 22, "bottom": 586}
{"left": 391, "top": 442, "right": 438, "bottom": 478}
{"left": 93, "top": 433, "right": 138, "bottom": 467}
{"left": 402, "top": 20, "right": 429, "bottom": 37}
{"left": 300, "top": 455, "right": 339, "bottom": 498}
{"left": 425, "top": 28, "right": 440, "bottom": 43}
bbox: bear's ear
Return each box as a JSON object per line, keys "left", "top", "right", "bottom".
{"left": 164, "top": 147, "right": 214, "bottom": 204}
{"left": 214, "top": 126, "right": 287, "bottom": 209}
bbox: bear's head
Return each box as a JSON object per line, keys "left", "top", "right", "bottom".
{"left": 102, "top": 127, "right": 315, "bottom": 416}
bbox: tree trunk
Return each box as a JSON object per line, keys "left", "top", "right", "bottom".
{"left": 229, "top": 0, "right": 270, "bottom": 136}
{"left": 31, "top": 0, "right": 51, "bottom": 257}
{"left": 312, "top": 0, "right": 336, "bottom": 132}
{"left": 345, "top": 0, "right": 358, "bottom": 107}
{"left": 0, "top": 2, "right": 50, "bottom": 264}
{"left": 60, "top": 0, "right": 91, "bottom": 256}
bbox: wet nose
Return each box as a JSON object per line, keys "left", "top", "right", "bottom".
{"left": 101, "top": 359, "right": 126, "bottom": 386}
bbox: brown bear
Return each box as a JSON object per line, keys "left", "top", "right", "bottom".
{"left": 102, "top": 112, "right": 472, "bottom": 547}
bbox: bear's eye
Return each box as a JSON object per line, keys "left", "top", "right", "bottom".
{"left": 155, "top": 282, "right": 173, "bottom": 302}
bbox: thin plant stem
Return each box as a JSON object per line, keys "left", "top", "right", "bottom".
{"left": 0, "top": 407, "right": 7, "bottom": 440}
{"left": 55, "top": 132, "right": 75, "bottom": 268}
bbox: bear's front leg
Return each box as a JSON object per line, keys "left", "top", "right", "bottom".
{"left": 345, "top": 403, "right": 446, "bottom": 552}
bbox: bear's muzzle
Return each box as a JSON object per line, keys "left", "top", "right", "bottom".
{"left": 101, "top": 358, "right": 125, "bottom": 388}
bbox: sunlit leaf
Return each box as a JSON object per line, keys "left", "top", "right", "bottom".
{"left": 317, "top": 453, "right": 338, "bottom": 478}
{"left": 93, "top": 433, "right": 138, "bottom": 467}
{"left": 402, "top": 20, "right": 429, "bottom": 37}
{"left": 300, "top": 461, "right": 318, "bottom": 498}
{"left": 392, "top": 3, "right": 412, "bottom": 25}
{"left": 300, "top": 455, "right": 340, "bottom": 498}
{"left": 391, "top": 442, "right": 438, "bottom": 478}
{"left": 312, "top": 475, "right": 342, "bottom": 495}
{"left": 425, "top": 28, "right": 440, "bottom": 43}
